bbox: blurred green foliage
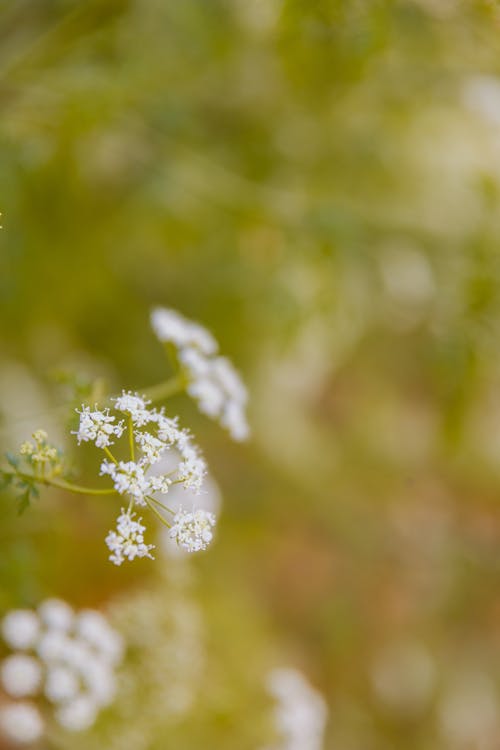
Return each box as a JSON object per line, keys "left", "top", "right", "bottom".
{"left": 2, "top": 0, "right": 500, "bottom": 747}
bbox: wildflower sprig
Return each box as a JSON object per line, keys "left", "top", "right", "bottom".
{"left": 0, "top": 308, "right": 247, "bottom": 565}
{"left": 0, "top": 429, "right": 117, "bottom": 516}
{"left": 74, "top": 390, "right": 216, "bottom": 564}
{"left": 0, "top": 431, "right": 73, "bottom": 515}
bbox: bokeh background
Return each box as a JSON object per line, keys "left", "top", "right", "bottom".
{"left": 2, "top": 0, "right": 500, "bottom": 747}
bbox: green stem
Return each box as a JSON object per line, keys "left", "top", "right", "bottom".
{"left": 128, "top": 415, "right": 135, "bottom": 461}
{"left": 48, "top": 478, "right": 117, "bottom": 496}
{"left": 145, "top": 497, "right": 172, "bottom": 528}
{"left": 143, "top": 375, "right": 185, "bottom": 404}
{"left": 103, "top": 446, "right": 118, "bottom": 464}
{"left": 3, "top": 470, "right": 116, "bottom": 496}
{"left": 147, "top": 494, "right": 175, "bottom": 516}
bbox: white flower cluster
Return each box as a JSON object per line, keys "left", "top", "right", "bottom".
{"left": 169, "top": 508, "right": 216, "bottom": 552}
{"left": 105, "top": 511, "right": 155, "bottom": 566}
{"left": 0, "top": 599, "right": 124, "bottom": 744}
{"left": 265, "top": 668, "right": 328, "bottom": 750}
{"left": 159, "top": 468, "right": 222, "bottom": 558}
{"left": 151, "top": 306, "right": 250, "bottom": 441}
{"left": 74, "top": 406, "right": 124, "bottom": 448}
{"left": 74, "top": 392, "right": 216, "bottom": 564}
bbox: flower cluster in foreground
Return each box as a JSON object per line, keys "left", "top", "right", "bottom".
{"left": 0, "top": 599, "right": 123, "bottom": 744}
{"left": 74, "top": 391, "right": 216, "bottom": 564}
{"left": 151, "top": 307, "right": 249, "bottom": 441}
{"left": 264, "top": 668, "right": 328, "bottom": 750}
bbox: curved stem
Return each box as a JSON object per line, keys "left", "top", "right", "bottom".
{"left": 3, "top": 470, "right": 116, "bottom": 496}
{"left": 47, "top": 478, "right": 117, "bottom": 496}
{"left": 143, "top": 375, "right": 185, "bottom": 404}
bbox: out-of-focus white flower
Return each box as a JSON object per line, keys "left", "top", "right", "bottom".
{"left": 151, "top": 306, "right": 250, "bottom": 441}
{"left": 55, "top": 695, "right": 98, "bottom": 732}
{"left": 169, "top": 509, "right": 216, "bottom": 552}
{"left": 44, "top": 665, "right": 80, "bottom": 703}
{"left": 39, "top": 598, "right": 74, "bottom": 632}
{"left": 105, "top": 510, "right": 155, "bottom": 566}
{"left": 266, "top": 668, "right": 328, "bottom": 750}
{"left": 1, "top": 598, "right": 124, "bottom": 739}
{"left": 36, "top": 632, "right": 72, "bottom": 663}
{"left": 1, "top": 654, "right": 42, "bottom": 697}
{"left": 181, "top": 351, "right": 249, "bottom": 442}
{"left": 0, "top": 702, "right": 44, "bottom": 744}
{"left": 1, "top": 610, "right": 40, "bottom": 650}
{"left": 151, "top": 307, "right": 218, "bottom": 355}
{"left": 75, "top": 610, "right": 124, "bottom": 665}
{"left": 80, "top": 659, "right": 117, "bottom": 707}
{"left": 74, "top": 406, "right": 124, "bottom": 449}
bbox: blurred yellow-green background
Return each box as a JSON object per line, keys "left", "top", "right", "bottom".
{"left": 2, "top": 1, "right": 500, "bottom": 748}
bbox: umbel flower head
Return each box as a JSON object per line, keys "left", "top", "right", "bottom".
{"left": 19, "top": 430, "right": 64, "bottom": 477}
{"left": 151, "top": 306, "right": 250, "bottom": 441}
{"left": 169, "top": 508, "right": 216, "bottom": 552}
{"left": 266, "top": 668, "right": 328, "bottom": 750}
{"left": 73, "top": 392, "right": 216, "bottom": 565}
{"left": 105, "top": 511, "right": 155, "bottom": 566}
{"left": 74, "top": 407, "right": 124, "bottom": 449}
{"left": 0, "top": 599, "right": 124, "bottom": 743}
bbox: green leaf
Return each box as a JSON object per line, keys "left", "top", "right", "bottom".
{"left": 0, "top": 471, "right": 12, "bottom": 491}
{"left": 17, "top": 489, "right": 31, "bottom": 515}
{"left": 5, "top": 452, "right": 19, "bottom": 469}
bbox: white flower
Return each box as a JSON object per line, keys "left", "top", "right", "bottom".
{"left": 44, "top": 665, "right": 80, "bottom": 704}
{"left": 105, "top": 510, "right": 155, "bottom": 566}
{"left": 135, "top": 430, "right": 167, "bottom": 464}
{"left": 151, "top": 307, "right": 217, "bottom": 355}
{"left": 80, "top": 659, "right": 117, "bottom": 707}
{"left": 176, "top": 436, "right": 207, "bottom": 492}
{"left": 36, "top": 632, "right": 73, "bottom": 663}
{"left": 74, "top": 406, "right": 124, "bottom": 449}
{"left": 0, "top": 702, "right": 44, "bottom": 744}
{"left": 113, "top": 391, "right": 154, "bottom": 426}
{"left": 169, "top": 508, "right": 216, "bottom": 552}
{"left": 266, "top": 668, "right": 328, "bottom": 750}
{"left": 155, "top": 413, "right": 182, "bottom": 444}
{"left": 1, "top": 654, "right": 42, "bottom": 697}
{"left": 0, "top": 599, "right": 123, "bottom": 738}
{"left": 1, "top": 610, "right": 40, "bottom": 650}
{"left": 160, "top": 473, "right": 221, "bottom": 556}
{"left": 100, "top": 460, "right": 150, "bottom": 504}
{"left": 149, "top": 474, "right": 173, "bottom": 495}
{"left": 220, "top": 398, "right": 249, "bottom": 442}
{"left": 180, "top": 350, "right": 249, "bottom": 441}
{"left": 151, "top": 307, "right": 250, "bottom": 440}
{"left": 59, "top": 640, "right": 93, "bottom": 673}
{"left": 55, "top": 694, "right": 98, "bottom": 732}
{"left": 75, "top": 611, "right": 124, "bottom": 665}
{"left": 39, "top": 598, "right": 74, "bottom": 631}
